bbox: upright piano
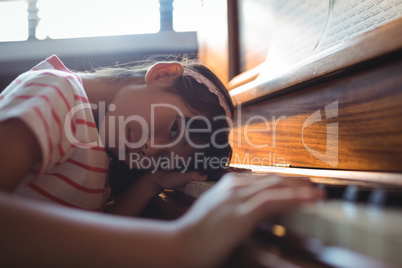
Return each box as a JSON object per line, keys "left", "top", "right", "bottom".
{"left": 144, "top": 1, "right": 402, "bottom": 267}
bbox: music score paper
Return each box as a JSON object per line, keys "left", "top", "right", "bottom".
{"left": 257, "top": 0, "right": 402, "bottom": 80}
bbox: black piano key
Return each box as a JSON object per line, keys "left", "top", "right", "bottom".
{"left": 315, "top": 183, "right": 346, "bottom": 199}
{"left": 315, "top": 183, "right": 402, "bottom": 207}
{"left": 343, "top": 185, "right": 371, "bottom": 202}
{"left": 369, "top": 188, "right": 402, "bottom": 207}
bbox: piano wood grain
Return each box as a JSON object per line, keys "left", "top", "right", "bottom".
{"left": 230, "top": 56, "right": 402, "bottom": 172}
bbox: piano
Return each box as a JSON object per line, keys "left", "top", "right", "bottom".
{"left": 142, "top": 1, "right": 402, "bottom": 267}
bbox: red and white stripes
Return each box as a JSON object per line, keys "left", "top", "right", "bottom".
{"left": 0, "top": 55, "right": 110, "bottom": 211}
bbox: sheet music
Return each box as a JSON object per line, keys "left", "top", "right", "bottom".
{"left": 317, "top": 0, "right": 402, "bottom": 52}
{"left": 258, "top": 0, "right": 402, "bottom": 80}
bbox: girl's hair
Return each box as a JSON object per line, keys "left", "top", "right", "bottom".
{"left": 169, "top": 63, "right": 234, "bottom": 178}
{"left": 89, "top": 57, "right": 234, "bottom": 197}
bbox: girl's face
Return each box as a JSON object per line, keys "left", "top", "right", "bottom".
{"left": 100, "top": 82, "right": 198, "bottom": 170}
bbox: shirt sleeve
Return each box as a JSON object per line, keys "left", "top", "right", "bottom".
{"left": 0, "top": 70, "right": 78, "bottom": 174}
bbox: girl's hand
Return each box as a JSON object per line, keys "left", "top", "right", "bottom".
{"left": 105, "top": 170, "right": 207, "bottom": 216}
{"left": 176, "top": 173, "right": 324, "bottom": 268}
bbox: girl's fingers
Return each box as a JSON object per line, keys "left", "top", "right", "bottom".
{"left": 242, "top": 186, "right": 325, "bottom": 221}
{"left": 274, "top": 176, "right": 312, "bottom": 186}
{"left": 236, "top": 176, "right": 284, "bottom": 198}
{"left": 220, "top": 174, "right": 312, "bottom": 200}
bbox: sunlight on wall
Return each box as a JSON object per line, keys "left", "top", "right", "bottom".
{"left": 0, "top": 1, "right": 28, "bottom": 42}
{"left": 173, "top": 0, "right": 203, "bottom": 32}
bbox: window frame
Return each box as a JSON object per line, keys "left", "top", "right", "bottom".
{"left": 0, "top": 0, "right": 197, "bottom": 66}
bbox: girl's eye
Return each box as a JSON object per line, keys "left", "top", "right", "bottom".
{"left": 169, "top": 120, "right": 179, "bottom": 139}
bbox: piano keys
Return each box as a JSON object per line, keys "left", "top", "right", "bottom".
{"left": 156, "top": 172, "right": 402, "bottom": 268}
{"left": 274, "top": 200, "right": 402, "bottom": 267}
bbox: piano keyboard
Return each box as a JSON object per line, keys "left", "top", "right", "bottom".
{"left": 176, "top": 176, "right": 402, "bottom": 267}
{"left": 275, "top": 200, "right": 402, "bottom": 267}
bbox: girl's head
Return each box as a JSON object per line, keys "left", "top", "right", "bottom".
{"left": 94, "top": 59, "right": 234, "bottom": 181}
{"left": 149, "top": 62, "right": 234, "bottom": 180}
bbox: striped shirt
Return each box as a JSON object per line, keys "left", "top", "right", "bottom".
{"left": 0, "top": 55, "right": 110, "bottom": 211}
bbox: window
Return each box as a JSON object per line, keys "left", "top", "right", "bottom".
{"left": 0, "top": 0, "right": 202, "bottom": 42}
{"left": 36, "top": 0, "right": 160, "bottom": 40}
{"left": 173, "top": 0, "right": 202, "bottom": 32}
{"left": 0, "top": 0, "right": 200, "bottom": 64}
{"left": 0, "top": 1, "right": 28, "bottom": 42}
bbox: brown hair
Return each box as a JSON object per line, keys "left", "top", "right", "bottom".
{"left": 169, "top": 63, "right": 234, "bottom": 180}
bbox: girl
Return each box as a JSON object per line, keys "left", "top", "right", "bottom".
{"left": 0, "top": 55, "right": 323, "bottom": 267}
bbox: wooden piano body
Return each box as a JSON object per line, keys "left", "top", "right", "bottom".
{"left": 144, "top": 1, "right": 402, "bottom": 267}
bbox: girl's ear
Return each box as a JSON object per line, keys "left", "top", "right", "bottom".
{"left": 145, "top": 62, "right": 184, "bottom": 85}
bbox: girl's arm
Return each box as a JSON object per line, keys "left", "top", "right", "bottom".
{"left": 0, "top": 118, "right": 188, "bottom": 268}
{"left": 0, "top": 119, "right": 41, "bottom": 191}
{"left": 0, "top": 173, "right": 323, "bottom": 268}
{"left": 0, "top": 192, "right": 190, "bottom": 268}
